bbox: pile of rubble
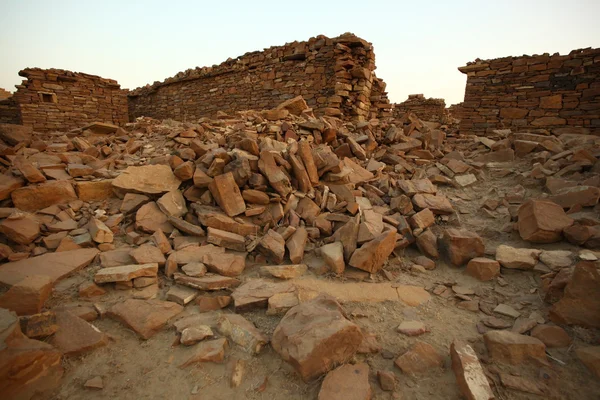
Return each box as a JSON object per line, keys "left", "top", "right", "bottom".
{"left": 0, "top": 94, "right": 599, "bottom": 399}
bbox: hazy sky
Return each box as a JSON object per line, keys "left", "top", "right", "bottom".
{"left": 1, "top": 0, "right": 599, "bottom": 106}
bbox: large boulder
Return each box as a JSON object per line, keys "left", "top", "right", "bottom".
{"left": 439, "top": 228, "right": 485, "bottom": 266}
{"left": 518, "top": 199, "right": 573, "bottom": 243}
{"left": 550, "top": 261, "right": 600, "bottom": 328}
{"left": 271, "top": 295, "right": 363, "bottom": 382}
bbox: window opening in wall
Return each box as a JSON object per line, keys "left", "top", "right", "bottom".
{"left": 38, "top": 92, "right": 57, "bottom": 103}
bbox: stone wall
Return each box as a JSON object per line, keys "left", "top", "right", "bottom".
{"left": 11, "top": 68, "right": 128, "bottom": 132}
{"left": 458, "top": 47, "right": 600, "bottom": 135}
{"left": 0, "top": 89, "right": 11, "bottom": 100}
{"left": 393, "top": 94, "right": 446, "bottom": 122}
{"left": 128, "top": 33, "right": 392, "bottom": 122}
{"left": 448, "top": 102, "right": 466, "bottom": 120}
{"left": 0, "top": 96, "right": 20, "bottom": 125}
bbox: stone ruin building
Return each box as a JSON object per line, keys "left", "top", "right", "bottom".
{"left": 393, "top": 94, "right": 447, "bottom": 122}
{"left": 458, "top": 48, "right": 600, "bottom": 135}
{"left": 0, "top": 68, "right": 128, "bottom": 132}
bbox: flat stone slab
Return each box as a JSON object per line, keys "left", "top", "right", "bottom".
{"left": 112, "top": 164, "right": 181, "bottom": 195}
{"left": 107, "top": 299, "right": 183, "bottom": 339}
{"left": 291, "top": 278, "right": 430, "bottom": 306}
{"left": 94, "top": 263, "right": 158, "bottom": 284}
{"left": 0, "top": 248, "right": 99, "bottom": 287}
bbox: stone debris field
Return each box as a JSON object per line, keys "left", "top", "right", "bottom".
{"left": 0, "top": 33, "right": 599, "bottom": 400}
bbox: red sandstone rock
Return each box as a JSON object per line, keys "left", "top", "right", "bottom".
{"left": 466, "top": 258, "right": 500, "bottom": 281}
{"left": 517, "top": 199, "right": 573, "bottom": 243}
{"left": 495, "top": 245, "right": 541, "bottom": 270}
{"left": 318, "top": 363, "right": 371, "bottom": 400}
{"left": 112, "top": 164, "right": 181, "bottom": 195}
{"left": 349, "top": 230, "right": 397, "bottom": 273}
{"left": 483, "top": 330, "right": 548, "bottom": 365}
{"left": 450, "top": 339, "right": 494, "bottom": 400}
{"left": 0, "top": 275, "right": 52, "bottom": 316}
{"left": 50, "top": 311, "right": 108, "bottom": 355}
{"left": 440, "top": 228, "right": 485, "bottom": 266}
{"left": 530, "top": 324, "right": 572, "bottom": 348}
{"left": 107, "top": 299, "right": 183, "bottom": 339}
{"left": 576, "top": 346, "right": 600, "bottom": 379}
{"left": 0, "top": 214, "right": 40, "bottom": 245}
{"left": 394, "top": 340, "right": 444, "bottom": 375}
{"left": 550, "top": 261, "right": 600, "bottom": 328}
{"left": 11, "top": 180, "right": 77, "bottom": 211}
{"left": 179, "top": 338, "right": 228, "bottom": 367}
{"left": 271, "top": 295, "right": 363, "bottom": 382}
{"left": 208, "top": 172, "right": 246, "bottom": 217}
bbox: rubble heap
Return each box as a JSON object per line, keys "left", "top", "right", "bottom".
{"left": 0, "top": 92, "right": 599, "bottom": 398}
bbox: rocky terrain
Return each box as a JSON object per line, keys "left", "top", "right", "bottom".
{"left": 0, "top": 95, "right": 599, "bottom": 400}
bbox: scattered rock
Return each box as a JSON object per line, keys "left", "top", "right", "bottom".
{"left": 450, "top": 339, "right": 495, "bottom": 400}
{"left": 318, "top": 363, "right": 371, "bottom": 400}
{"left": 495, "top": 245, "right": 541, "bottom": 270}
{"left": 483, "top": 330, "right": 548, "bottom": 365}
{"left": 394, "top": 340, "right": 444, "bottom": 375}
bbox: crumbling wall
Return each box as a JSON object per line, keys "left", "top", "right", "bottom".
{"left": 11, "top": 68, "right": 128, "bottom": 132}
{"left": 458, "top": 48, "right": 600, "bottom": 135}
{"left": 0, "top": 89, "right": 12, "bottom": 100}
{"left": 393, "top": 94, "right": 446, "bottom": 122}
{"left": 0, "top": 88, "right": 20, "bottom": 124}
{"left": 448, "top": 102, "right": 466, "bottom": 120}
{"left": 128, "top": 33, "right": 392, "bottom": 122}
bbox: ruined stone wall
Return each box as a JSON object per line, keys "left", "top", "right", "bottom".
{"left": 458, "top": 47, "right": 600, "bottom": 135}
{"left": 448, "top": 102, "right": 466, "bottom": 120}
{"left": 11, "top": 68, "right": 128, "bottom": 132}
{"left": 0, "top": 89, "right": 11, "bottom": 100}
{"left": 0, "top": 96, "right": 20, "bottom": 125}
{"left": 393, "top": 94, "right": 446, "bottom": 122}
{"left": 128, "top": 33, "right": 392, "bottom": 122}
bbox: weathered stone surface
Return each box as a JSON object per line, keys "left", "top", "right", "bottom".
{"left": 95, "top": 263, "right": 158, "bottom": 284}
{"left": 576, "top": 346, "right": 600, "bottom": 379}
{"left": 550, "top": 261, "right": 600, "bottom": 328}
{"left": 0, "top": 174, "right": 24, "bottom": 201}
{"left": 75, "top": 179, "right": 114, "bottom": 201}
{"left": 204, "top": 251, "right": 246, "bottom": 277}
{"left": 394, "top": 340, "right": 444, "bottom": 375}
{"left": 50, "top": 311, "right": 107, "bottom": 355}
{"left": 397, "top": 321, "right": 428, "bottom": 336}
{"left": 174, "top": 273, "right": 240, "bottom": 291}
{"left": 318, "top": 363, "right": 371, "bottom": 400}
{"left": 157, "top": 190, "right": 187, "bottom": 218}
{"left": 179, "top": 338, "right": 228, "bottom": 367}
{"left": 120, "top": 193, "right": 150, "bottom": 214}
{"left": 332, "top": 217, "right": 359, "bottom": 261}
{"left": 412, "top": 193, "right": 454, "bottom": 214}
{"left": 539, "top": 250, "right": 572, "bottom": 270}
{"left": 180, "top": 325, "right": 213, "bottom": 345}
{"left": 208, "top": 172, "right": 246, "bottom": 217}
{"left": 11, "top": 180, "right": 77, "bottom": 211}
{"left": 495, "top": 245, "right": 541, "bottom": 270}
{"left": 232, "top": 279, "right": 294, "bottom": 311}
{"left": 196, "top": 295, "right": 232, "bottom": 311}
{"left": 440, "top": 229, "right": 485, "bottom": 266}
{"left": 0, "top": 248, "right": 98, "bottom": 287}
{"left": 466, "top": 258, "right": 500, "bottom": 281}
{"left": 136, "top": 201, "right": 173, "bottom": 233}
{"left": 286, "top": 227, "right": 308, "bottom": 263}
{"left": 182, "top": 262, "right": 207, "bottom": 277}
{"left": 166, "top": 285, "right": 198, "bottom": 305}
{"left": 271, "top": 295, "right": 363, "bottom": 382}
{"left": 410, "top": 208, "right": 435, "bottom": 230}
{"left": 130, "top": 244, "right": 166, "bottom": 265}
{"left": 357, "top": 209, "right": 383, "bottom": 243}
{"left": 320, "top": 242, "right": 345, "bottom": 275}
{"left": 518, "top": 199, "right": 573, "bottom": 243}
{"left": 258, "top": 229, "right": 285, "bottom": 263}
{"left": 100, "top": 247, "right": 135, "bottom": 267}
{"left": 377, "top": 370, "right": 396, "bottom": 392}
{"left": 349, "top": 230, "right": 397, "bottom": 273}
{"left": 450, "top": 340, "right": 495, "bottom": 400}
{"left": 107, "top": 299, "right": 184, "bottom": 339}
{"left": 261, "top": 264, "right": 307, "bottom": 280}
{"left": 0, "top": 275, "right": 52, "bottom": 316}
{"left": 416, "top": 229, "right": 439, "bottom": 259}
{"left": 259, "top": 151, "right": 292, "bottom": 197}
{"left": 0, "top": 123, "right": 32, "bottom": 145}
{"left": 217, "top": 313, "right": 269, "bottom": 354}
{"left": 88, "top": 218, "right": 113, "bottom": 244}
{"left": 0, "top": 215, "right": 40, "bottom": 245}
{"left": 207, "top": 227, "right": 246, "bottom": 252}
{"left": 530, "top": 324, "right": 571, "bottom": 348}
{"left": 550, "top": 186, "right": 600, "bottom": 209}
{"left": 0, "top": 308, "right": 64, "bottom": 400}
{"left": 112, "top": 164, "right": 181, "bottom": 195}
{"left": 483, "top": 330, "right": 548, "bottom": 365}
{"left": 267, "top": 292, "right": 299, "bottom": 315}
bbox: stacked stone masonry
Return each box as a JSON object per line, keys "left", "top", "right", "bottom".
{"left": 128, "top": 33, "right": 392, "bottom": 122}
{"left": 393, "top": 94, "right": 446, "bottom": 122}
{"left": 458, "top": 47, "right": 600, "bottom": 135}
{"left": 10, "top": 68, "right": 128, "bottom": 132}
{"left": 0, "top": 91, "right": 19, "bottom": 124}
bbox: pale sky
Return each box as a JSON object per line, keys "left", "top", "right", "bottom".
{"left": 1, "top": 0, "right": 599, "bottom": 106}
